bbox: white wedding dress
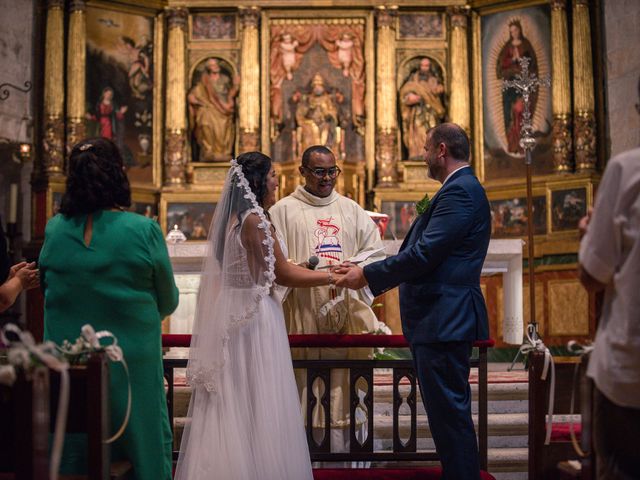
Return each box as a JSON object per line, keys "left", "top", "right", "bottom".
{"left": 175, "top": 161, "right": 313, "bottom": 480}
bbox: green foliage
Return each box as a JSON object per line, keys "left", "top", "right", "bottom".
{"left": 415, "top": 193, "right": 431, "bottom": 215}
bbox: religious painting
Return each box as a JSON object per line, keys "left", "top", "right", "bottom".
{"left": 398, "top": 13, "right": 444, "bottom": 40}
{"left": 479, "top": 5, "right": 553, "bottom": 181}
{"left": 190, "top": 13, "right": 236, "bottom": 41}
{"left": 490, "top": 196, "right": 546, "bottom": 237}
{"left": 130, "top": 192, "right": 158, "bottom": 222}
{"left": 165, "top": 202, "right": 216, "bottom": 241}
{"left": 268, "top": 18, "right": 366, "bottom": 165}
{"left": 551, "top": 187, "right": 587, "bottom": 232}
{"left": 380, "top": 201, "right": 418, "bottom": 240}
{"left": 86, "top": 6, "right": 156, "bottom": 186}
{"left": 188, "top": 57, "right": 238, "bottom": 162}
{"left": 398, "top": 56, "right": 447, "bottom": 160}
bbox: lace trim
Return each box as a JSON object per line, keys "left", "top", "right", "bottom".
{"left": 187, "top": 158, "right": 277, "bottom": 393}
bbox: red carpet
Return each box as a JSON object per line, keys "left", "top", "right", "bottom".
{"left": 313, "top": 468, "right": 496, "bottom": 479}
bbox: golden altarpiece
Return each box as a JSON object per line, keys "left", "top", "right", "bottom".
{"left": 30, "top": 0, "right": 604, "bottom": 347}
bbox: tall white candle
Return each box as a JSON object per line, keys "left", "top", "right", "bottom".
{"left": 8, "top": 183, "right": 18, "bottom": 224}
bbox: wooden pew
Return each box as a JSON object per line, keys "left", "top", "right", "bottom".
{"left": 529, "top": 350, "right": 594, "bottom": 480}
{"left": 49, "top": 353, "right": 132, "bottom": 480}
{"left": 0, "top": 366, "right": 50, "bottom": 480}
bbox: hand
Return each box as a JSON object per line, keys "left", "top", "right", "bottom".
{"left": 14, "top": 262, "right": 39, "bottom": 290}
{"left": 578, "top": 207, "right": 593, "bottom": 239}
{"left": 8, "top": 262, "right": 28, "bottom": 280}
{"left": 119, "top": 105, "right": 128, "bottom": 114}
{"left": 334, "top": 266, "right": 368, "bottom": 289}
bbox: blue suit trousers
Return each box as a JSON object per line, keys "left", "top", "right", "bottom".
{"left": 412, "top": 342, "right": 481, "bottom": 480}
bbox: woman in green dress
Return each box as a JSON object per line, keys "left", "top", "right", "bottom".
{"left": 40, "top": 137, "right": 179, "bottom": 479}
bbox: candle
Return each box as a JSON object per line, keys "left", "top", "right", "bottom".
{"left": 8, "top": 183, "right": 18, "bottom": 224}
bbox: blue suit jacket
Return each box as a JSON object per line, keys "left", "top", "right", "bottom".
{"left": 364, "top": 167, "right": 491, "bottom": 344}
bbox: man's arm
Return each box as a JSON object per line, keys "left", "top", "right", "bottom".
{"left": 344, "top": 186, "right": 473, "bottom": 295}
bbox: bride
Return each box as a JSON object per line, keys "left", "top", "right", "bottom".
{"left": 175, "top": 152, "right": 340, "bottom": 479}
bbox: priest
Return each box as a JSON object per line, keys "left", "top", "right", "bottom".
{"left": 270, "top": 145, "right": 385, "bottom": 453}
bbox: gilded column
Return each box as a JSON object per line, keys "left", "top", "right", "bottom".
{"left": 448, "top": 6, "right": 470, "bottom": 133}
{"left": 375, "top": 6, "right": 398, "bottom": 187}
{"left": 572, "top": 0, "right": 596, "bottom": 172}
{"left": 238, "top": 7, "right": 260, "bottom": 152}
{"left": 551, "top": 0, "right": 573, "bottom": 172}
{"left": 164, "top": 8, "right": 188, "bottom": 185}
{"left": 66, "top": 0, "right": 87, "bottom": 151}
{"left": 42, "top": 0, "right": 65, "bottom": 174}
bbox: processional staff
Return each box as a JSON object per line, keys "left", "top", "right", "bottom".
{"left": 502, "top": 57, "right": 550, "bottom": 340}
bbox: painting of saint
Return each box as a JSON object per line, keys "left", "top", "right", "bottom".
{"left": 188, "top": 57, "right": 238, "bottom": 162}
{"left": 399, "top": 57, "right": 447, "bottom": 160}
{"left": 481, "top": 6, "right": 553, "bottom": 181}
{"left": 551, "top": 188, "right": 587, "bottom": 232}
{"left": 490, "top": 196, "right": 546, "bottom": 237}
{"left": 86, "top": 6, "right": 155, "bottom": 185}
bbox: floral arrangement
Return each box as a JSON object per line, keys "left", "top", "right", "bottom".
{"left": 415, "top": 192, "right": 431, "bottom": 215}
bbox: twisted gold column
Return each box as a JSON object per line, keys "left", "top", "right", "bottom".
{"left": 66, "top": 0, "right": 86, "bottom": 151}
{"left": 375, "top": 6, "right": 398, "bottom": 187}
{"left": 572, "top": 0, "right": 596, "bottom": 172}
{"left": 239, "top": 7, "right": 260, "bottom": 153}
{"left": 42, "top": 0, "right": 65, "bottom": 174}
{"left": 551, "top": 0, "right": 573, "bottom": 172}
{"left": 448, "top": 6, "right": 470, "bottom": 133}
{"left": 164, "top": 8, "right": 188, "bottom": 185}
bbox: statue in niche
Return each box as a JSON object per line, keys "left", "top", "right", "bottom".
{"left": 188, "top": 58, "right": 239, "bottom": 162}
{"left": 399, "top": 57, "right": 446, "bottom": 160}
{"left": 292, "top": 74, "right": 345, "bottom": 159}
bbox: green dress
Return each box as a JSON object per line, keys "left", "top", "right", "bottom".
{"left": 40, "top": 211, "right": 179, "bottom": 480}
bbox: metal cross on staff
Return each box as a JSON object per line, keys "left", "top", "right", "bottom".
{"left": 502, "top": 56, "right": 550, "bottom": 340}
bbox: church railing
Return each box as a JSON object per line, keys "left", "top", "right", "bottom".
{"left": 161, "top": 334, "right": 494, "bottom": 469}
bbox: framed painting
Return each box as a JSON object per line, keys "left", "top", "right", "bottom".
{"left": 397, "top": 13, "right": 445, "bottom": 40}
{"left": 489, "top": 195, "right": 547, "bottom": 238}
{"left": 190, "top": 13, "right": 237, "bottom": 41}
{"left": 130, "top": 191, "right": 158, "bottom": 222}
{"left": 160, "top": 194, "right": 218, "bottom": 241}
{"left": 549, "top": 187, "right": 587, "bottom": 233}
{"left": 473, "top": 2, "right": 554, "bottom": 183}
{"left": 85, "top": 5, "right": 162, "bottom": 188}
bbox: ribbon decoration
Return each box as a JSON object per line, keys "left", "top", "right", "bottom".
{"left": 509, "top": 324, "right": 556, "bottom": 445}
{"left": 566, "top": 340, "right": 594, "bottom": 458}
{"left": 61, "top": 324, "right": 132, "bottom": 444}
{"left": 1, "top": 324, "right": 70, "bottom": 480}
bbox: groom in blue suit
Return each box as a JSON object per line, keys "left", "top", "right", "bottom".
{"left": 337, "top": 123, "right": 491, "bottom": 479}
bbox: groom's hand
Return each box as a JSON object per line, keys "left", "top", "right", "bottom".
{"left": 334, "top": 265, "right": 368, "bottom": 289}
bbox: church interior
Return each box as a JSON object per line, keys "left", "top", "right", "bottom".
{"left": 1, "top": 0, "right": 639, "bottom": 479}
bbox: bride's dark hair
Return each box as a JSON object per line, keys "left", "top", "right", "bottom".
{"left": 236, "top": 152, "right": 272, "bottom": 208}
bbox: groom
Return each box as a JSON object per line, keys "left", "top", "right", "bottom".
{"left": 336, "top": 123, "right": 491, "bottom": 479}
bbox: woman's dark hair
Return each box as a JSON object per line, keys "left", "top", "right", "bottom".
{"left": 236, "top": 151, "right": 272, "bottom": 208}
{"left": 59, "top": 137, "right": 132, "bottom": 216}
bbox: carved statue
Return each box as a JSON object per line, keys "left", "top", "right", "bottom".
{"left": 399, "top": 57, "right": 446, "bottom": 160}
{"left": 279, "top": 33, "right": 299, "bottom": 81}
{"left": 293, "top": 74, "right": 344, "bottom": 159}
{"left": 335, "top": 33, "right": 354, "bottom": 77}
{"left": 188, "top": 58, "right": 239, "bottom": 162}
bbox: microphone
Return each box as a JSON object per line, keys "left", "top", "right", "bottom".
{"left": 307, "top": 255, "right": 319, "bottom": 270}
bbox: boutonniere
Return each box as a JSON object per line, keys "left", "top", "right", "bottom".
{"left": 415, "top": 193, "right": 431, "bottom": 215}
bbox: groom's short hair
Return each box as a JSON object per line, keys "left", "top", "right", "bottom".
{"left": 428, "top": 123, "right": 470, "bottom": 162}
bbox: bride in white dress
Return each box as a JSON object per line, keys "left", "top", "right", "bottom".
{"left": 175, "top": 152, "right": 341, "bottom": 480}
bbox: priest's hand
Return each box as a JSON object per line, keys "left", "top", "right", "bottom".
{"left": 334, "top": 265, "right": 368, "bottom": 290}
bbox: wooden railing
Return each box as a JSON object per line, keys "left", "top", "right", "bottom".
{"left": 162, "top": 334, "right": 494, "bottom": 469}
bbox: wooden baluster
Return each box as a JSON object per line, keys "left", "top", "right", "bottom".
{"left": 349, "top": 367, "right": 374, "bottom": 452}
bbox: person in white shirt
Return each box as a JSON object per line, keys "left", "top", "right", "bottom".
{"left": 578, "top": 88, "right": 640, "bottom": 477}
